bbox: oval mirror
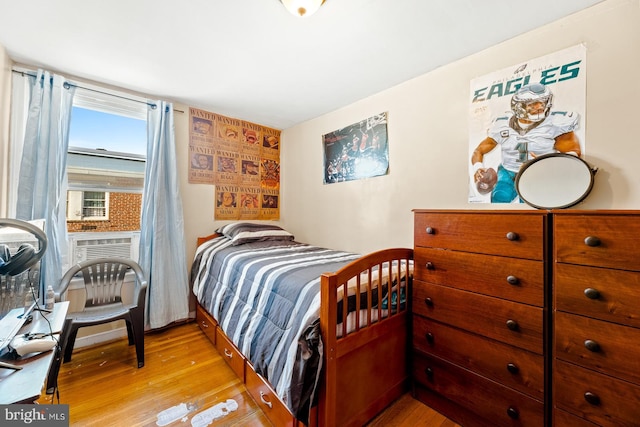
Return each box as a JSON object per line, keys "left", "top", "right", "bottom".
{"left": 515, "top": 153, "right": 597, "bottom": 209}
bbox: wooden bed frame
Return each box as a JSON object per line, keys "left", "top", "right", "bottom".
{"left": 194, "top": 234, "right": 413, "bottom": 427}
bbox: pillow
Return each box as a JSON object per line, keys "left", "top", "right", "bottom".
{"left": 216, "top": 222, "right": 295, "bottom": 246}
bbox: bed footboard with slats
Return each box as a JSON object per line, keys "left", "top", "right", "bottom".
{"left": 319, "top": 248, "right": 413, "bottom": 427}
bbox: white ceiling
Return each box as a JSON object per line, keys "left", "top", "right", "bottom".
{"left": 0, "top": 0, "right": 604, "bottom": 130}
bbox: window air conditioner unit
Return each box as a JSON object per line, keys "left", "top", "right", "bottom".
{"left": 68, "top": 231, "right": 140, "bottom": 266}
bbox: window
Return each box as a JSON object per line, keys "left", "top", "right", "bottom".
{"left": 66, "top": 89, "right": 147, "bottom": 233}
{"left": 82, "top": 192, "right": 107, "bottom": 218}
{"left": 6, "top": 70, "right": 147, "bottom": 268}
{"left": 66, "top": 191, "right": 109, "bottom": 221}
{"left": 82, "top": 191, "right": 108, "bottom": 219}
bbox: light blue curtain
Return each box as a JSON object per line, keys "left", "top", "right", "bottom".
{"left": 139, "top": 101, "right": 189, "bottom": 330}
{"left": 16, "top": 69, "right": 75, "bottom": 291}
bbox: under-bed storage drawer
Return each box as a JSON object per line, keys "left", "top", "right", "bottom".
{"left": 413, "top": 316, "right": 544, "bottom": 399}
{"left": 245, "top": 364, "right": 295, "bottom": 427}
{"left": 414, "top": 247, "right": 544, "bottom": 306}
{"left": 413, "top": 351, "right": 544, "bottom": 427}
{"left": 195, "top": 305, "right": 217, "bottom": 345}
{"left": 413, "top": 281, "right": 544, "bottom": 354}
{"left": 215, "top": 327, "right": 245, "bottom": 381}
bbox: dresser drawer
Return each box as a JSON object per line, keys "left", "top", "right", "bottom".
{"left": 413, "top": 351, "right": 544, "bottom": 427}
{"left": 215, "top": 327, "right": 245, "bottom": 381}
{"left": 554, "top": 359, "right": 640, "bottom": 427}
{"left": 555, "top": 311, "right": 640, "bottom": 385}
{"left": 413, "top": 281, "right": 544, "bottom": 354}
{"left": 415, "top": 247, "right": 544, "bottom": 306}
{"left": 554, "top": 213, "right": 640, "bottom": 271}
{"left": 414, "top": 211, "right": 545, "bottom": 260}
{"left": 554, "top": 408, "right": 600, "bottom": 427}
{"left": 245, "top": 364, "right": 295, "bottom": 427}
{"left": 413, "top": 316, "right": 544, "bottom": 399}
{"left": 555, "top": 263, "right": 640, "bottom": 328}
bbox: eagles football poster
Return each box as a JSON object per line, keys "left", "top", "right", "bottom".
{"left": 468, "top": 44, "right": 587, "bottom": 204}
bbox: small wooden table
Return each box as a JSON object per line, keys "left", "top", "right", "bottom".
{"left": 0, "top": 301, "right": 69, "bottom": 404}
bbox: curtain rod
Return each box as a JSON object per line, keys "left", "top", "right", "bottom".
{"left": 11, "top": 69, "right": 185, "bottom": 114}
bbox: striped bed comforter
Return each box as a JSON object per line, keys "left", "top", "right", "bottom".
{"left": 190, "top": 237, "right": 361, "bottom": 421}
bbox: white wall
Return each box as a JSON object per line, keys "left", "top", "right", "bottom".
{"left": 278, "top": 0, "right": 640, "bottom": 255}
{"left": 1, "top": 0, "right": 639, "bottom": 263}
{"left": 173, "top": 102, "right": 217, "bottom": 264}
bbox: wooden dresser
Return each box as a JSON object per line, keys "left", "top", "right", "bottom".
{"left": 553, "top": 211, "right": 640, "bottom": 426}
{"left": 412, "top": 210, "right": 549, "bottom": 427}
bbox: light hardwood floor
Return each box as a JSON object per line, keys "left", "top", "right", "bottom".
{"left": 40, "top": 322, "right": 459, "bottom": 427}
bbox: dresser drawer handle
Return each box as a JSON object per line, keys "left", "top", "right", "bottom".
{"left": 224, "top": 348, "right": 233, "bottom": 358}
{"left": 584, "top": 236, "right": 601, "bottom": 247}
{"left": 584, "top": 392, "right": 600, "bottom": 406}
{"left": 584, "top": 288, "right": 600, "bottom": 299}
{"left": 507, "top": 275, "right": 519, "bottom": 285}
{"left": 425, "top": 332, "right": 434, "bottom": 344}
{"left": 425, "top": 262, "right": 435, "bottom": 270}
{"left": 584, "top": 340, "right": 601, "bottom": 352}
{"left": 506, "top": 406, "right": 519, "bottom": 420}
{"left": 424, "top": 297, "right": 434, "bottom": 307}
{"left": 201, "top": 321, "right": 209, "bottom": 328}
{"left": 260, "top": 391, "right": 273, "bottom": 409}
{"left": 506, "top": 319, "right": 519, "bottom": 331}
{"left": 425, "top": 367, "right": 434, "bottom": 382}
{"left": 425, "top": 227, "right": 435, "bottom": 235}
{"left": 506, "top": 231, "right": 519, "bottom": 241}
{"left": 507, "top": 363, "right": 519, "bottom": 374}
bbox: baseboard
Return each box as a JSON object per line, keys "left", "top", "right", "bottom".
{"left": 74, "top": 327, "right": 127, "bottom": 348}
{"left": 74, "top": 315, "right": 197, "bottom": 348}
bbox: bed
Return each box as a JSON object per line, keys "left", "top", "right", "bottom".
{"left": 190, "top": 223, "right": 413, "bottom": 427}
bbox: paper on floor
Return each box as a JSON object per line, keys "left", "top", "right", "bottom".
{"left": 191, "top": 399, "right": 238, "bottom": 427}
{"left": 156, "top": 403, "right": 189, "bottom": 426}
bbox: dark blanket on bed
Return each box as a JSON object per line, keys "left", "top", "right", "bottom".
{"left": 190, "top": 237, "right": 360, "bottom": 421}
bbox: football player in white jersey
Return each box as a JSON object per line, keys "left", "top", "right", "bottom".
{"left": 471, "top": 83, "right": 582, "bottom": 203}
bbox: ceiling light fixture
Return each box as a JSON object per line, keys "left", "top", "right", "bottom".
{"left": 280, "top": 0, "right": 325, "bottom": 18}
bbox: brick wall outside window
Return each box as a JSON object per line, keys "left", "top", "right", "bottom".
{"left": 67, "top": 192, "right": 141, "bottom": 232}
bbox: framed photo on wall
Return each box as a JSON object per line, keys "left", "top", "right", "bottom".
{"left": 322, "top": 112, "right": 389, "bottom": 184}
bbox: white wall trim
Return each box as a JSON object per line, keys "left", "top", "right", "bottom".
{"left": 73, "top": 326, "right": 127, "bottom": 349}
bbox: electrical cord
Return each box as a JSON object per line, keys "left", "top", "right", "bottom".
{"left": 27, "top": 284, "right": 62, "bottom": 404}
